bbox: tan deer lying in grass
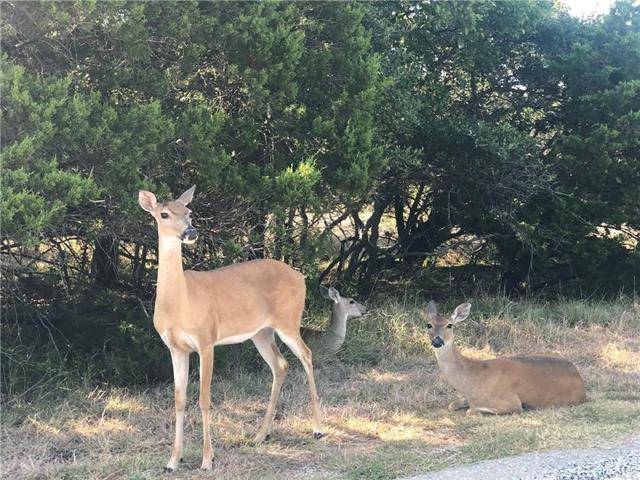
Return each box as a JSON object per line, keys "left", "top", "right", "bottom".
{"left": 425, "top": 301, "right": 587, "bottom": 415}
{"left": 138, "top": 186, "right": 323, "bottom": 472}
{"left": 301, "top": 286, "right": 367, "bottom": 355}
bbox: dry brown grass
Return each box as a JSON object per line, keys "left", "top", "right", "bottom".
{"left": 2, "top": 297, "right": 640, "bottom": 479}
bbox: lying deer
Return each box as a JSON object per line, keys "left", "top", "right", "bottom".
{"left": 138, "top": 186, "right": 323, "bottom": 472}
{"left": 301, "top": 286, "right": 367, "bottom": 355}
{"left": 425, "top": 301, "right": 586, "bottom": 415}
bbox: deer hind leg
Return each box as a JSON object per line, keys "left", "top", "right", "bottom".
{"left": 251, "top": 328, "right": 289, "bottom": 443}
{"left": 198, "top": 345, "right": 214, "bottom": 471}
{"left": 166, "top": 349, "right": 189, "bottom": 472}
{"left": 276, "top": 330, "right": 324, "bottom": 439}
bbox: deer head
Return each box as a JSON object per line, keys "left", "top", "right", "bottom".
{"left": 320, "top": 286, "right": 368, "bottom": 319}
{"left": 138, "top": 186, "right": 198, "bottom": 245}
{"left": 424, "top": 300, "right": 471, "bottom": 349}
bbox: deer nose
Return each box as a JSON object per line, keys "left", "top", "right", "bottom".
{"left": 431, "top": 337, "right": 444, "bottom": 348}
{"left": 182, "top": 226, "right": 198, "bottom": 241}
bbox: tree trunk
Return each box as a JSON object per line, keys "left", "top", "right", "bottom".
{"left": 400, "top": 192, "right": 451, "bottom": 260}
{"left": 91, "top": 235, "right": 119, "bottom": 287}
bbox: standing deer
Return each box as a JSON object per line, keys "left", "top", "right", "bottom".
{"left": 425, "top": 301, "right": 586, "bottom": 415}
{"left": 301, "top": 286, "right": 367, "bottom": 355}
{"left": 138, "top": 186, "right": 323, "bottom": 472}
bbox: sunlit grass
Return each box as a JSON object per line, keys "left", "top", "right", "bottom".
{"left": 104, "top": 394, "right": 150, "bottom": 414}
{"left": 69, "top": 417, "right": 134, "bottom": 437}
{"left": 600, "top": 342, "right": 640, "bottom": 373}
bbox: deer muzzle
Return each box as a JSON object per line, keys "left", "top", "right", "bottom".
{"left": 431, "top": 336, "right": 444, "bottom": 348}
{"left": 181, "top": 226, "right": 198, "bottom": 243}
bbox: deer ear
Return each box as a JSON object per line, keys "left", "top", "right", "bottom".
{"left": 426, "top": 300, "right": 438, "bottom": 318}
{"left": 451, "top": 302, "right": 472, "bottom": 323}
{"left": 327, "top": 287, "right": 340, "bottom": 303}
{"left": 138, "top": 190, "right": 157, "bottom": 213}
{"left": 177, "top": 185, "right": 195, "bottom": 206}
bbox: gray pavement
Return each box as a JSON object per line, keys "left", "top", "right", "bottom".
{"left": 402, "top": 435, "right": 640, "bottom": 480}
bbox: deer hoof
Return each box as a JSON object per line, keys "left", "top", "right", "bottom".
{"left": 253, "top": 432, "right": 269, "bottom": 443}
{"left": 313, "top": 431, "right": 325, "bottom": 440}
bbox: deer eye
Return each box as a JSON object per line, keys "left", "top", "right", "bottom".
{"left": 161, "top": 212, "right": 169, "bottom": 219}
{"left": 446, "top": 324, "right": 453, "bottom": 329}
{"left": 349, "top": 300, "right": 355, "bottom": 304}
{"left": 426, "top": 323, "right": 433, "bottom": 329}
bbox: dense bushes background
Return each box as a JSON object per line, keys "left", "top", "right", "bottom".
{"left": 1, "top": 1, "right": 639, "bottom": 390}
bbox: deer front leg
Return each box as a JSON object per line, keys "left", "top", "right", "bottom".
{"left": 448, "top": 398, "right": 469, "bottom": 411}
{"left": 466, "top": 394, "right": 523, "bottom": 416}
{"left": 466, "top": 406, "right": 499, "bottom": 416}
{"left": 198, "top": 345, "right": 214, "bottom": 471}
{"left": 166, "top": 349, "right": 189, "bottom": 472}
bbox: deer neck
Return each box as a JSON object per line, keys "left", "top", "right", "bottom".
{"left": 155, "top": 237, "right": 188, "bottom": 316}
{"left": 434, "top": 341, "right": 474, "bottom": 393}
{"left": 329, "top": 303, "right": 348, "bottom": 340}
{"left": 321, "top": 303, "right": 347, "bottom": 352}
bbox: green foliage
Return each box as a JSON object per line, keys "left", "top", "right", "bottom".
{"left": 1, "top": 62, "right": 98, "bottom": 244}
{"left": 529, "top": 1, "right": 640, "bottom": 290}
